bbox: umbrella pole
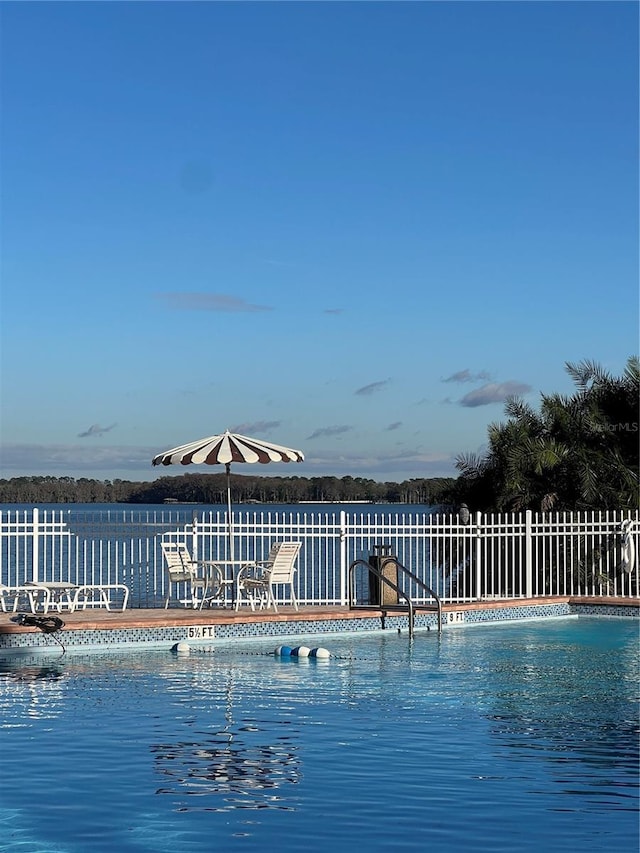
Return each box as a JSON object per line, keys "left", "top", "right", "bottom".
{"left": 226, "top": 462, "right": 234, "bottom": 560}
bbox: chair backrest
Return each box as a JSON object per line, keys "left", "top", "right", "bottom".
{"left": 267, "top": 542, "right": 301, "bottom": 583}
{"left": 263, "top": 541, "right": 283, "bottom": 566}
{"left": 161, "top": 541, "right": 195, "bottom": 581}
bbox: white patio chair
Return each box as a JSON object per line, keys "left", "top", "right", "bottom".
{"left": 234, "top": 542, "right": 280, "bottom": 610}
{"left": 161, "top": 541, "right": 224, "bottom": 609}
{"left": 0, "top": 584, "right": 50, "bottom": 614}
{"left": 235, "top": 541, "right": 301, "bottom": 612}
{"left": 70, "top": 584, "right": 130, "bottom": 612}
{"left": 21, "top": 581, "right": 130, "bottom": 613}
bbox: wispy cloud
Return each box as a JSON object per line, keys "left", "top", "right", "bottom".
{"left": 324, "top": 308, "right": 344, "bottom": 315}
{"left": 459, "top": 381, "right": 532, "bottom": 408}
{"left": 307, "top": 425, "right": 353, "bottom": 440}
{"left": 156, "top": 292, "right": 272, "bottom": 313}
{"left": 443, "top": 369, "right": 492, "bottom": 384}
{"left": 0, "top": 442, "right": 151, "bottom": 473}
{"left": 230, "top": 420, "right": 281, "bottom": 435}
{"left": 302, "top": 447, "right": 456, "bottom": 478}
{"left": 257, "top": 257, "right": 297, "bottom": 268}
{"left": 78, "top": 423, "right": 117, "bottom": 438}
{"left": 355, "top": 379, "right": 391, "bottom": 396}
{"left": 386, "top": 422, "right": 402, "bottom": 431}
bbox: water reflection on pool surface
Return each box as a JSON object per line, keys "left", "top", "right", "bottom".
{"left": 0, "top": 618, "right": 637, "bottom": 852}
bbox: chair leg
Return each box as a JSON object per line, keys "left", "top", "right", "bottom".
{"left": 235, "top": 584, "right": 260, "bottom": 611}
{"left": 290, "top": 585, "right": 299, "bottom": 612}
{"left": 267, "top": 585, "right": 278, "bottom": 613}
{"left": 197, "top": 579, "right": 210, "bottom": 611}
{"left": 28, "top": 589, "right": 45, "bottom": 613}
{"left": 235, "top": 591, "right": 249, "bottom": 611}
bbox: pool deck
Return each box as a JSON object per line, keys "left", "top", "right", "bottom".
{"left": 0, "top": 595, "right": 637, "bottom": 631}
{"left": 1, "top": 596, "right": 638, "bottom": 656}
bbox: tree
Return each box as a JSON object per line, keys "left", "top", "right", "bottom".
{"left": 455, "top": 356, "right": 639, "bottom": 512}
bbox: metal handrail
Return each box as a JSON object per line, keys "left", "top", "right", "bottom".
{"left": 348, "top": 557, "right": 443, "bottom": 636}
{"left": 381, "top": 556, "right": 443, "bottom": 635}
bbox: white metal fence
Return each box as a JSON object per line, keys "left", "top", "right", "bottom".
{"left": 1, "top": 507, "right": 638, "bottom": 608}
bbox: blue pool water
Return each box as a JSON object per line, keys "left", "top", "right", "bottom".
{"left": 0, "top": 617, "right": 637, "bottom": 852}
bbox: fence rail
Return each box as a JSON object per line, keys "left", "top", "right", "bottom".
{"left": 1, "top": 507, "right": 638, "bottom": 608}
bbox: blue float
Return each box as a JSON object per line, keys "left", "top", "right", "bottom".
{"left": 275, "top": 645, "right": 292, "bottom": 657}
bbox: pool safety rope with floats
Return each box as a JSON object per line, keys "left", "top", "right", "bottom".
{"left": 274, "top": 645, "right": 331, "bottom": 659}
{"left": 171, "top": 642, "right": 332, "bottom": 659}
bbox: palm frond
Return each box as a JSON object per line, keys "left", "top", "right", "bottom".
{"left": 455, "top": 452, "right": 486, "bottom": 477}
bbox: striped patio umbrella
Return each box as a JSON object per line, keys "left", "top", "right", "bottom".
{"left": 152, "top": 430, "right": 304, "bottom": 557}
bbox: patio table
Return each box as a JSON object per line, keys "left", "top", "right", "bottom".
{"left": 197, "top": 560, "right": 251, "bottom": 608}
{"left": 26, "top": 581, "right": 77, "bottom": 613}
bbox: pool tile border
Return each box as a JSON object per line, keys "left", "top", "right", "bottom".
{"left": 0, "top": 598, "right": 637, "bottom": 655}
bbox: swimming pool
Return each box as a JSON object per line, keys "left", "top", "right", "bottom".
{"left": 0, "top": 617, "right": 637, "bottom": 852}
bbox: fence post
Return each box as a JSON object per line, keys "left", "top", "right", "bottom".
{"left": 474, "top": 511, "right": 482, "bottom": 599}
{"left": 339, "top": 510, "right": 348, "bottom": 606}
{"left": 525, "top": 510, "right": 533, "bottom": 598}
{"left": 31, "top": 507, "right": 39, "bottom": 583}
{"left": 191, "top": 512, "right": 199, "bottom": 561}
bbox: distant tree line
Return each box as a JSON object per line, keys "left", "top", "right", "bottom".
{"left": 0, "top": 473, "right": 458, "bottom": 506}
{"left": 0, "top": 476, "right": 140, "bottom": 505}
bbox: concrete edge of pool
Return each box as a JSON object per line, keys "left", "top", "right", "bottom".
{"left": 1, "top": 596, "right": 638, "bottom": 656}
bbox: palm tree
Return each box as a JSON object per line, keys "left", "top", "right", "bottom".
{"left": 455, "top": 357, "right": 639, "bottom": 511}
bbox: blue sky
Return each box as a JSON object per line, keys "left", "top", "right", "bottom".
{"left": 1, "top": 1, "right": 638, "bottom": 484}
